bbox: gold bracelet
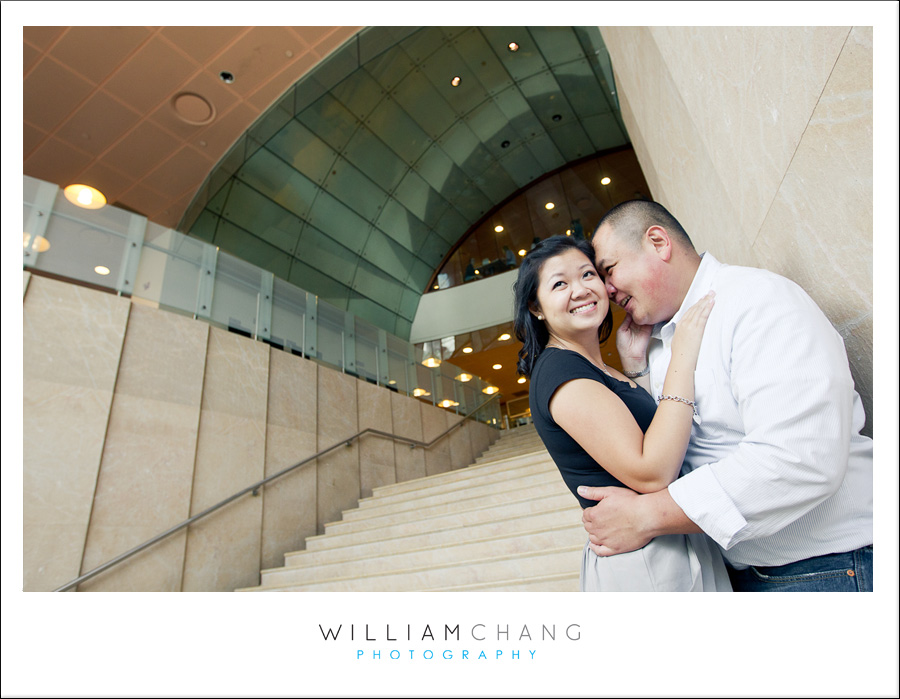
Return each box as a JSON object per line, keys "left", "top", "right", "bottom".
{"left": 658, "top": 394, "right": 697, "bottom": 415}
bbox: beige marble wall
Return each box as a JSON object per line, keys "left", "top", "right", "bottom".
{"left": 315, "top": 369, "right": 360, "bottom": 533}
{"left": 260, "top": 349, "right": 319, "bottom": 570}
{"left": 447, "top": 414, "right": 474, "bottom": 471}
{"left": 421, "top": 403, "right": 452, "bottom": 477}
{"left": 23, "top": 279, "right": 504, "bottom": 590}
{"left": 390, "top": 392, "right": 426, "bottom": 483}
{"left": 80, "top": 304, "right": 208, "bottom": 591}
{"left": 182, "top": 326, "right": 270, "bottom": 591}
{"left": 357, "top": 379, "right": 396, "bottom": 498}
{"left": 23, "top": 276, "right": 130, "bottom": 591}
{"left": 600, "top": 26, "right": 873, "bottom": 433}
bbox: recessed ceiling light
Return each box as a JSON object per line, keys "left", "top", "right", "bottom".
{"left": 552, "top": 114, "right": 562, "bottom": 122}
{"left": 23, "top": 233, "right": 50, "bottom": 253}
{"left": 219, "top": 71, "right": 235, "bottom": 84}
{"left": 462, "top": 347, "right": 473, "bottom": 354}
{"left": 451, "top": 76, "right": 462, "bottom": 87}
{"left": 422, "top": 357, "right": 441, "bottom": 368}
{"left": 517, "top": 377, "right": 527, "bottom": 384}
{"left": 508, "top": 42, "right": 519, "bottom": 52}
{"left": 482, "top": 386, "right": 499, "bottom": 395}
{"left": 545, "top": 202, "right": 555, "bottom": 210}
{"left": 474, "top": 270, "right": 480, "bottom": 275}
{"left": 94, "top": 265, "right": 111, "bottom": 276}
{"left": 456, "top": 373, "right": 473, "bottom": 382}
{"left": 494, "top": 225, "right": 504, "bottom": 233}
{"left": 601, "top": 176, "right": 611, "bottom": 185}
{"left": 565, "top": 230, "right": 572, "bottom": 236}
{"left": 439, "top": 399, "right": 459, "bottom": 408}
{"left": 498, "top": 333, "right": 511, "bottom": 341}
{"left": 501, "top": 140, "right": 510, "bottom": 148}
{"left": 518, "top": 249, "right": 527, "bottom": 257}
{"left": 413, "top": 388, "right": 431, "bottom": 397}
{"left": 388, "top": 380, "right": 397, "bottom": 385}
{"left": 492, "top": 363, "right": 502, "bottom": 370}
{"left": 433, "top": 284, "right": 440, "bottom": 290}
{"left": 64, "top": 184, "right": 106, "bottom": 210}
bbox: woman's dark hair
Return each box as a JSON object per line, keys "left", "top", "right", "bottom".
{"left": 513, "top": 234, "right": 613, "bottom": 377}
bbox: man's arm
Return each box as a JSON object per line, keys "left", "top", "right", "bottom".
{"left": 668, "top": 273, "right": 860, "bottom": 550}
{"left": 578, "top": 485, "right": 701, "bottom": 556}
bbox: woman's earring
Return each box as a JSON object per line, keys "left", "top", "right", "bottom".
{"left": 537, "top": 314, "right": 543, "bottom": 320}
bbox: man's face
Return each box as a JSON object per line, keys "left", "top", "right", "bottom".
{"left": 592, "top": 222, "right": 675, "bottom": 326}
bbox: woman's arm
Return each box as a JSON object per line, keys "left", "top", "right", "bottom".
{"left": 549, "top": 293, "right": 715, "bottom": 493}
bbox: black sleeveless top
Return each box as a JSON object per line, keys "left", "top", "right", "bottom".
{"left": 529, "top": 347, "right": 658, "bottom": 508}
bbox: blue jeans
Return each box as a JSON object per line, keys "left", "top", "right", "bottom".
{"left": 727, "top": 546, "right": 873, "bottom": 592}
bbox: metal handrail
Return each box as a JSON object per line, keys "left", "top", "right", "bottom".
{"left": 54, "top": 393, "right": 501, "bottom": 592}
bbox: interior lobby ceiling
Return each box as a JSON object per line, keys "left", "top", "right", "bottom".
{"left": 185, "top": 26, "right": 626, "bottom": 339}
{"left": 23, "top": 25, "right": 626, "bottom": 342}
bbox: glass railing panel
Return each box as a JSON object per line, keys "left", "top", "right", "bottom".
{"left": 29, "top": 194, "right": 128, "bottom": 290}
{"left": 385, "top": 334, "right": 412, "bottom": 394}
{"left": 354, "top": 317, "right": 380, "bottom": 384}
{"left": 270, "top": 276, "right": 307, "bottom": 355}
{"left": 209, "top": 251, "right": 262, "bottom": 338}
{"left": 137, "top": 228, "right": 206, "bottom": 316}
{"left": 314, "top": 298, "right": 346, "bottom": 369}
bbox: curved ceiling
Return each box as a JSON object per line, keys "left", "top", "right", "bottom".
{"left": 182, "top": 26, "right": 627, "bottom": 339}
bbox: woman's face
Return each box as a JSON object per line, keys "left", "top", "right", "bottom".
{"left": 533, "top": 248, "right": 609, "bottom": 342}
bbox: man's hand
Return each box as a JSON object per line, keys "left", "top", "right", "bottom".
{"left": 578, "top": 485, "right": 653, "bottom": 556}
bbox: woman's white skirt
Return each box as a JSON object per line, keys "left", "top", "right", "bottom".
{"left": 580, "top": 533, "right": 732, "bottom": 592}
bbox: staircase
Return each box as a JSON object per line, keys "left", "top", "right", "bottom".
{"left": 237, "top": 424, "right": 585, "bottom": 592}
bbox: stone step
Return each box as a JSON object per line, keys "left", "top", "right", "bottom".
{"left": 262, "top": 524, "right": 586, "bottom": 586}
{"left": 301, "top": 504, "right": 582, "bottom": 556}
{"left": 356, "top": 454, "right": 555, "bottom": 510}
{"left": 242, "top": 545, "right": 583, "bottom": 592}
{"left": 322, "top": 488, "right": 575, "bottom": 537}
{"left": 431, "top": 572, "right": 580, "bottom": 592}
{"left": 343, "top": 468, "right": 562, "bottom": 522}
{"left": 365, "top": 450, "right": 553, "bottom": 500}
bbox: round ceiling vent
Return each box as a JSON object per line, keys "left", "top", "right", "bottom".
{"left": 172, "top": 92, "right": 216, "bottom": 126}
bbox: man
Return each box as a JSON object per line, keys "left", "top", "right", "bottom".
{"left": 582, "top": 200, "right": 873, "bottom": 591}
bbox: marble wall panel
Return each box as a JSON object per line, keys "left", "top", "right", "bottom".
{"left": 357, "top": 379, "right": 396, "bottom": 498}
{"left": 79, "top": 395, "right": 201, "bottom": 591}
{"left": 421, "top": 404, "right": 452, "bottom": 476}
{"left": 261, "top": 350, "right": 319, "bottom": 570}
{"left": 183, "top": 411, "right": 267, "bottom": 591}
{"left": 262, "top": 425, "right": 318, "bottom": 569}
{"left": 23, "top": 275, "right": 130, "bottom": 390}
{"left": 23, "top": 379, "right": 116, "bottom": 591}
{"left": 447, "top": 414, "right": 474, "bottom": 471}
{"left": 23, "top": 277, "right": 130, "bottom": 591}
{"left": 184, "top": 328, "right": 269, "bottom": 591}
{"left": 391, "top": 392, "right": 426, "bottom": 483}
{"left": 316, "top": 369, "right": 360, "bottom": 533}
{"left": 78, "top": 301, "right": 208, "bottom": 590}
{"left": 649, "top": 27, "right": 850, "bottom": 237}
{"left": 112, "top": 303, "right": 209, "bottom": 405}
{"left": 601, "top": 27, "right": 758, "bottom": 269}
{"left": 753, "top": 26, "right": 873, "bottom": 432}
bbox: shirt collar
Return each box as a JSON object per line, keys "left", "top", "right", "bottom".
{"left": 652, "top": 252, "right": 722, "bottom": 340}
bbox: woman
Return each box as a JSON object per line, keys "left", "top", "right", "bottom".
{"left": 513, "top": 235, "right": 730, "bottom": 591}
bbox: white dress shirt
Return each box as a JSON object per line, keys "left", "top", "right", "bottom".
{"left": 649, "top": 253, "right": 873, "bottom": 568}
